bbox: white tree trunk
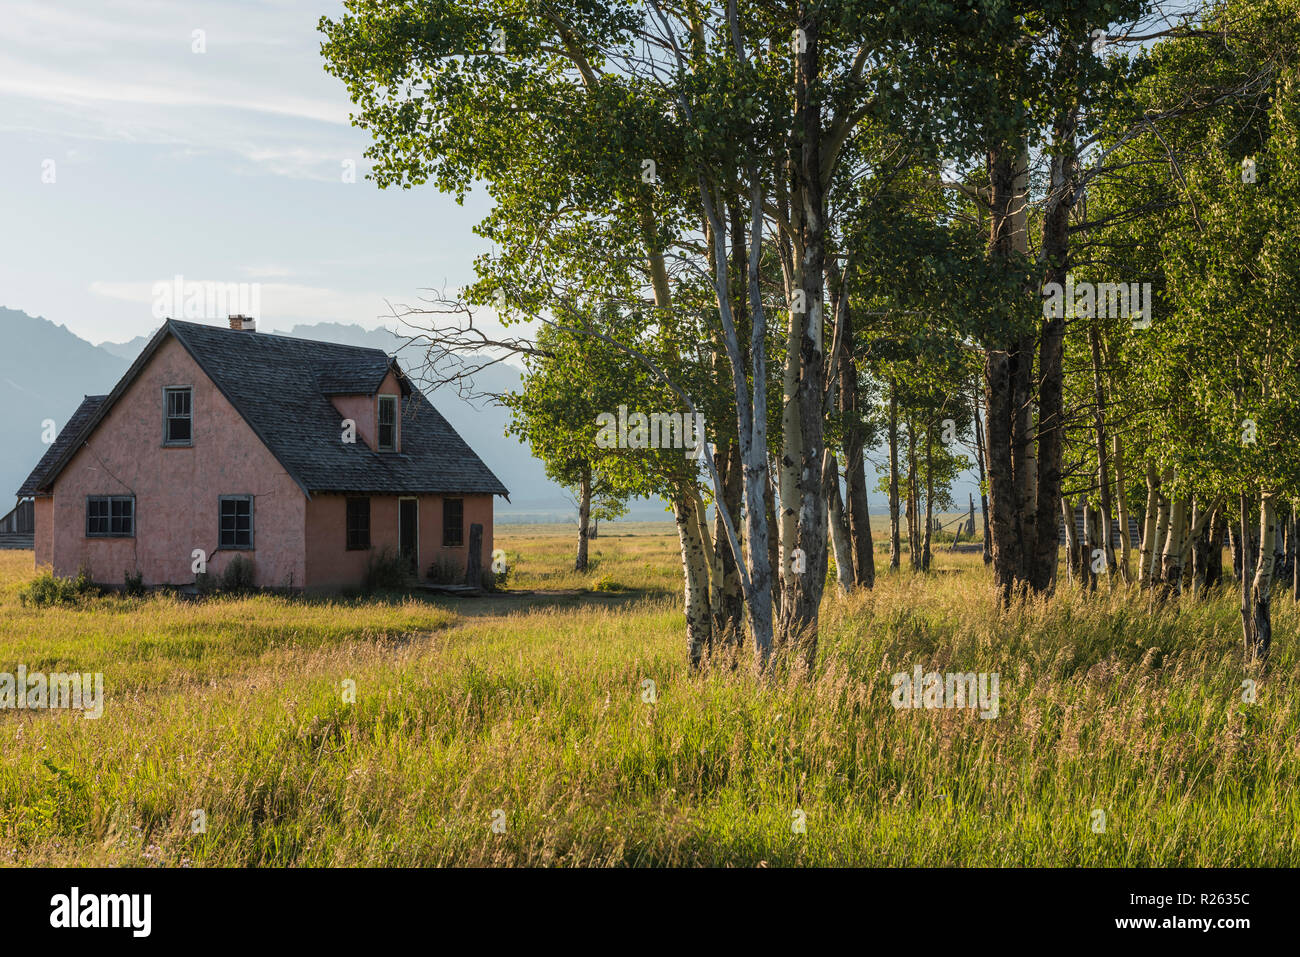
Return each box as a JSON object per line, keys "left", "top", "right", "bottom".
{"left": 1139, "top": 463, "right": 1160, "bottom": 588}
{"left": 1249, "top": 491, "right": 1278, "bottom": 661}
{"left": 673, "top": 492, "right": 713, "bottom": 667}
{"left": 826, "top": 451, "right": 853, "bottom": 593}
{"left": 697, "top": 172, "right": 775, "bottom": 662}
{"left": 1160, "top": 497, "right": 1188, "bottom": 595}
{"left": 1061, "top": 495, "right": 1077, "bottom": 585}
{"left": 1150, "top": 468, "right": 1173, "bottom": 586}
{"left": 1111, "top": 434, "right": 1131, "bottom": 582}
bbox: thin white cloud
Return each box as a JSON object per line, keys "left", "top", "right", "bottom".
{"left": 2, "top": 2, "right": 295, "bottom": 53}
{"left": 0, "top": 93, "right": 364, "bottom": 181}
{"left": 0, "top": 58, "right": 351, "bottom": 126}
{"left": 240, "top": 264, "right": 298, "bottom": 279}
{"left": 0, "top": 0, "right": 360, "bottom": 178}
{"left": 1, "top": 0, "right": 493, "bottom": 351}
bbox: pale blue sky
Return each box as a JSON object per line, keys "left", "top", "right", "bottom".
{"left": 0, "top": 0, "right": 497, "bottom": 345}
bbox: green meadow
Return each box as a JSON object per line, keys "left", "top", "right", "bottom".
{"left": 0, "top": 523, "right": 1295, "bottom": 866}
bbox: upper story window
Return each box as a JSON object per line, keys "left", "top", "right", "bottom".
{"left": 87, "top": 495, "right": 134, "bottom": 538}
{"left": 219, "top": 495, "right": 253, "bottom": 550}
{"left": 377, "top": 395, "right": 398, "bottom": 451}
{"left": 164, "top": 386, "right": 192, "bottom": 446}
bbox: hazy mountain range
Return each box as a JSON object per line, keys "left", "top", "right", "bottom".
{"left": 3, "top": 308, "right": 974, "bottom": 527}
{"left": 1, "top": 307, "right": 671, "bottom": 522}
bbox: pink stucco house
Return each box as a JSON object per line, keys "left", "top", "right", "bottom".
{"left": 17, "top": 317, "right": 508, "bottom": 589}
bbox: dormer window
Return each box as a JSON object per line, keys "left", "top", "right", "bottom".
{"left": 377, "top": 395, "right": 397, "bottom": 451}
{"left": 164, "top": 386, "right": 192, "bottom": 446}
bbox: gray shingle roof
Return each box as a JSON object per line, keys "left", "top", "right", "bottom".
{"left": 18, "top": 320, "right": 508, "bottom": 499}
{"left": 313, "top": 356, "right": 395, "bottom": 395}
{"left": 17, "top": 395, "right": 108, "bottom": 496}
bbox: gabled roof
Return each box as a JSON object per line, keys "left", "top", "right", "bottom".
{"left": 17, "top": 395, "right": 108, "bottom": 496}
{"left": 18, "top": 319, "right": 509, "bottom": 499}
{"left": 314, "top": 355, "right": 410, "bottom": 396}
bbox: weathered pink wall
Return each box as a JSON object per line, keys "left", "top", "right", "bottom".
{"left": 328, "top": 370, "right": 402, "bottom": 452}
{"left": 304, "top": 493, "right": 494, "bottom": 588}
{"left": 42, "top": 337, "right": 495, "bottom": 590}
{"left": 33, "top": 496, "right": 53, "bottom": 568}
{"left": 439, "top": 495, "right": 494, "bottom": 578}
{"left": 48, "top": 335, "right": 307, "bottom": 587}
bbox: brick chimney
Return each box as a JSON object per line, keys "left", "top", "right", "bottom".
{"left": 228, "top": 315, "right": 256, "bottom": 332}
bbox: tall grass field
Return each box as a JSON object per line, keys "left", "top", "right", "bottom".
{"left": 0, "top": 523, "right": 1295, "bottom": 866}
